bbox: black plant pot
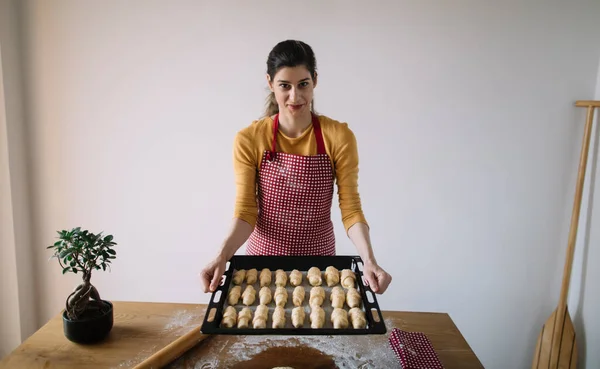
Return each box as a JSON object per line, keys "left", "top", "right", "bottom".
{"left": 63, "top": 300, "right": 113, "bottom": 344}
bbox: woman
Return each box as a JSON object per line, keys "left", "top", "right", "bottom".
{"left": 201, "top": 40, "right": 392, "bottom": 295}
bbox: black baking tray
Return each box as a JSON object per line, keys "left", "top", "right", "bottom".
{"left": 200, "top": 255, "right": 387, "bottom": 335}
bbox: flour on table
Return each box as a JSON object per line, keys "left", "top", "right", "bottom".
{"left": 110, "top": 344, "right": 158, "bottom": 369}
{"left": 165, "top": 306, "right": 206, "bottom": 333}
{"left": 170, "top": 332, "right": 398, "bottom": 368}
{"left": 110, "top": 306, "right": 206, "bottom": 369}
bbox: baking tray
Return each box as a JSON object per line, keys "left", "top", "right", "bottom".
{"left": 200, "top": 255, "right": 387, "bottom": 335}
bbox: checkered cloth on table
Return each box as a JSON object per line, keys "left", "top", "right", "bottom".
{"left": 388, "top": 328, "right": 445, "bottom": 368}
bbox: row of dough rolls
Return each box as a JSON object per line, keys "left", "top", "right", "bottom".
{"left": 227, "top": 284, "right": 362, "bottom": 309}
{"left": 231, "top": 266, "right": 357, "bottom": 288}
{"left": 221, "top": 304, "right": 368, "bottom": 330}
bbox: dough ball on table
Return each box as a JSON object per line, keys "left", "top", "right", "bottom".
{"left": 310, "top": 306, "right": 325, "bottom": 328}
{"left": 307, "top": 267, "right": 322, "bottom": 286}
{"left": 348, "top": 307, "right": 367, "bottom": 329}
{"left": 259, "top": 286, "right": 272, "bottom": 305}
{"left": 228, "top": 285, "right": 241, "bottom": 305}
{"left": 325, "top": 266, "right": 340, "bottom": 287}
{"left": 232, "top": 269, "right": 246, "bottom": 285}
{"left": 237, "top": 307, "right": 252, "bottom": 329}
{"left": 260, "top": 268, "right": 272, "bottom": 287}
{"left": 275, "top": 269, "right": 288, "bottom": 287}
{"left": 341, "top": 269, "right": 356, "bottom": 288}
{"left": 246, "top": 268, "right": 258, "bottom": 284}
{"left": 253, "top": 304, "right": 269, "bottom": 329}
{"left": 292, "top": 286, "right": 305, "bottom": 307}
{"left": 309, "top": 286, "right": 325, "bottom": 307}
{"left": 242, "top": 285, "right": 256, "bottom": 306}
{"left": 272, "top": 306, "right": 286, "bottom": 328}
{"left": 274, "top": 286, "right": 288, "bottom": 307}
{"left": 292, "top": 306, "right": 305, "bottom": 328}
{"left": 346, "top": 287, "right": 362, "bottom": 308}
{"left": 330, "top": 286, "right": 345, "bottom": 309}
{"left": 289, "top": 269, "right": 302, "bottom": 286}
{"left": 221, "top": 306, "right": 237, "bottom": 328}
{"left": 331, "top": 308, "right": 349, "bottom": 329}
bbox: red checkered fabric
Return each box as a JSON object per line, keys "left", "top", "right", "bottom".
{"left": 388, "top": 328, "right": 444, "bottom": 368}
{"left": 246, "top": 113, "right": 336, "bottom": 256}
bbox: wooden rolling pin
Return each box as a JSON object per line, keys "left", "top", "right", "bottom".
{"left": 133, "top": 326, "right": 211, "bottom": 369}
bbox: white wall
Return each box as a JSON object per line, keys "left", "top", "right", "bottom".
{"left": 0, "top": 36, "right": 21, "bottom": 361}
{"left": 0, "top": 0, "right": 37, "bottom": 359}
{"left": 6, "top": 0, "right": 600, "bottom": 367}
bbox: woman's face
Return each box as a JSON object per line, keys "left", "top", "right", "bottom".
{"left": 267, "top": 65, "right": 317, "bottom": 117}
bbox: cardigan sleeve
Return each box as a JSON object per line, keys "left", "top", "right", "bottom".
{"left": 232, "top": 129, "right": 258, "bottom": 228}
{"left": 332, "top": 124, "right": 369, "bottom": 232}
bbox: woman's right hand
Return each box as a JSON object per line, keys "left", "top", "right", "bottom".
{"left": 200, "top": 254, "right": 228, "bottom": 293}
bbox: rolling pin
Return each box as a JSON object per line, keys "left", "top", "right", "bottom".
{"left": 132, "top": 326, "right": 211, "bottom": 369}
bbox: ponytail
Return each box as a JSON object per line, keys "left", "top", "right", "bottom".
{"left": 264, "top": 91, "right": 279, "bottom": 117}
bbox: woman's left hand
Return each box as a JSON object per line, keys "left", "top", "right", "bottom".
{"left": 362, "top": 261, "right": 392, "bottom": 294}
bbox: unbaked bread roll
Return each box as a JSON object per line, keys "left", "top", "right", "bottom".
{"left": 346, "top": 286, "right": 361, "bottom": 308}
{"left": 232, "top": 269, "right": 246, "bottom": 285}
{"left": 341, "top": 269, "right": 356, "bottom": 288}
{"left": 242, "top": 285, "right": 256, "bottom": 306}
{"left": 259, "top": 286, "right": 272, "bottom": 305}
{"left": 246, "top": 268, "right": 258, "bottom": 284}
{"left": 222, "top": 306, "right": 237, "bottom": 328}
{"left": 292, "top": 286, "right": 305, "bottom": 307}
{"left": 272, "top": 306, "right": 286, "bottom": 328}
{"left": 289, "top": 269, "right": 302, "bottom": 286}
{"left": 331, "top": 307, "right": 349, "bottom": 329}
{"left": 330, "top": 286, "right": 345, "bottom": 308}
{"left": 237, "top": 307, "right": 252, "bottom": 328}
{"left": 253, "top": 304, "right": 268, "bottom": 329}
{"left": 310, "top": 306, "right": 325, "bottom": 328}
{"left": 349, "top": 307, "right": 367, "bottom": 329}
{"left": 275, "top": 269, "right": 287, "bottom": 287}
{"left": 260, "top": 268, "right": 272, "bottom": 287}
{"left": 227, "top": 285, "right": 241, "bottom": 305}
{"left": 309, "top": 286, "right": 325, "bottom": 307}
{"left": 325, "top": 266, "right": 340, "bottom": 287}
{"left": 274, "top": 286, "right": 288, "bottom": 307}
{"left": 292, "top": 306, "right": 305, "bottom": 328}
{"left": 307, "top": 267, "right": 322, "bottom": 286}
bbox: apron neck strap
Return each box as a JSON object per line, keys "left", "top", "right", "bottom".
{"left": 271, "top": 113, "right": 326, "bottom": 155}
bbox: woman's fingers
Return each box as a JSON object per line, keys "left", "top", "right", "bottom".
{"left": 200, "top": 257, "right": 224, "bottom": 293}
{"left": 200, "top": 269, "right": 212, "bottom": 293}
{"left": 209, "top": 265, "right": 223, "bottom": 292}
{"left": 363, "top": 265, "right": 380, "bottom": 293}
{"left": 375, "top": 270, "right": 392, "bottom": 294}
{"left": 364, "top": 262, "right": 392, "bottom": 294}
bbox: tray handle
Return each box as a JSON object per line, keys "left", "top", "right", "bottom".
{"left": 352, "top": 256, "right": 387, "bottom": 334}
{"left": 200, "top": 259, "right": 235, "bottom": 331}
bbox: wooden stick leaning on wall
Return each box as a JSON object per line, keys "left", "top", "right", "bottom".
{"left": 531, "top": 100, "right": 599, "bottom": 369}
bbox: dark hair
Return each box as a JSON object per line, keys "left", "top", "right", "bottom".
{"left": 264, "top": 40, "right": 317, "bottom": 117}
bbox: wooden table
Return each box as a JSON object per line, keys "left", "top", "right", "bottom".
{"left": 0, "top": 301, "right": 483, "bottom": 368}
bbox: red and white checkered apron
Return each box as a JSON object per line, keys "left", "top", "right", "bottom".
{"left": 246, "top": 113, "right": 336, "bottom": 256}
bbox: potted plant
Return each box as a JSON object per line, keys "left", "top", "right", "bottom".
{"left": 47, "top": 227, "right": 117, "bottom": 344}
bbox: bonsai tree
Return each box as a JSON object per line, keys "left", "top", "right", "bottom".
{"left": 47, "top": 227, "right": 117, "bottom": 320}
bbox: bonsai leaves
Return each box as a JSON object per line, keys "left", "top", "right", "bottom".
{"left": 47, "top": 227, "right": 118, "bottom": 322}
{"left": 47, "top": 227, "right": 118, "bottom": 276}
